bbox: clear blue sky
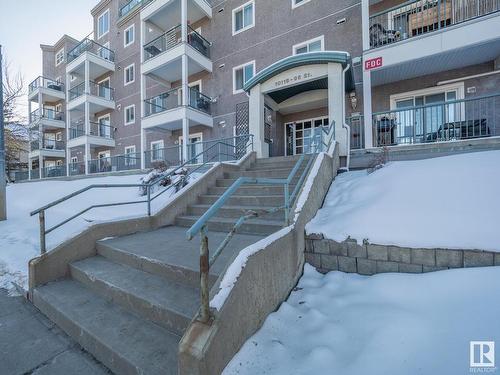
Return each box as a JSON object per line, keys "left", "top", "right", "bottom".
{"left": 0, "top": 0, "right": 98, "bottom": 118}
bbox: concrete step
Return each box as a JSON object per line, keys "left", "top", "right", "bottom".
{"left": 250, "top": 157, "right": 312, "bottom": 170}
{"left": 70, "top": 256, "right": 199, "bottom": 335}
{"left": 207, "top": 185, "right": 296, "bottom": 196}
{"left": 198, "top": 194, "right": 284, "bottom": 207}
{"left": 175, "top": 215, "right": 284, "bottom": 236}
{"left": 224, "top": 167, "right": 306, "bottom": 179}
{"left": 33, "top": 279, "right": 180, "bottom": 375}
{"left": 254, "top": 155, "right": 306, "bottom": 164}
{"left": 187, "top": 204, "right": 285, "bottom": 220}
{"left": 96, "top": 226, "right": 263, "bottom": 289}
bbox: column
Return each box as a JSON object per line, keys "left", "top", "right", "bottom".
{"left": 28, "top": 99, "right": 32, "bottom": 179}
{"left": 363, "top": 69, "right": 374, "bottom": 148}
{"left": 361, "top": 0, "right": 370, "bottom": 52}
{"left": 66, "top": 72, "right": 71, "bottom": 176}
{"left": 84, "top": 60, "right": 90, "bottom": 174}
{"left": 328, "top": 63, "right": 345, "bottom": 156}
{"left": 140, "top": 20, "right": 146, "bottom": 170}
{"left": 38, "top": 92, "right": 43, "bottom": 177}
{"left": 181, "top": 0, "right": 188, "bottom": 43}
{"left": 181, "top": 54, "right": 189, "bottom": 163}
{"left": 248, "top": 84, "right": 267, "bottom": 158}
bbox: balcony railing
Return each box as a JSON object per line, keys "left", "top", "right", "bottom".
{"left": 69, "top": 81, "right": 115, "bottom": 101}
{"left": 69, "top": 161, "right": 86, "bottom": 176}
{"left": 347, "top": 115, "right": 365, "bottom": 150}
{"left": 67, "top": 38, "right": 115, "bottom": 63}
{"left": 144, "top": 25, "right": 211, "bottom": 61}
{"left": 144, "top": 87, "right": 211, "bottom": 116}
{"left": 372, "top": 93, "right": 500, "bottom": 147}
{"left": 30, "top": 138, "right": 65, "bottom": 152}
{"left": 41, "top": 165, "right": 67, "bottom": 179}
{"left": 119, "top": 0, "right": 153, "bottom": 18}
{"left": 369, "top": 0, "right": 500, "bottom": 49}
{"left": 88, "top": 152, "right": 141, "bottom": 174}
{"left": 28, "top": 76, "right": 64, "bottom": 95}
{"left": 30, "top": 108, "right": 65, "bottom": 124}
{"left": 69, "top": 122, "right": 115, "bottom": 140}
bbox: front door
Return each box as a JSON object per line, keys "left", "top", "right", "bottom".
{"left": 179, "top": 134, "right": 203, "bottom": 164}
{"left": 285, "top": 117, "right": 329, "bottom": 155}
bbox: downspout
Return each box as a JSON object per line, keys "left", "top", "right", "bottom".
{"left": 342, "top": 64, "right": 351, "bottom": 171}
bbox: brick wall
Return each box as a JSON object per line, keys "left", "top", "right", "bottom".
{"left": 305, "top": 233, "right": 500, "bottom": 275}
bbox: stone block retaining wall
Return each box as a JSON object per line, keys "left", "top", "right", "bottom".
{"left": 305, "top": 233, "right": 500, "bottom": 275}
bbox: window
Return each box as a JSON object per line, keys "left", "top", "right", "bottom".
{"left": 71, "top": 74, "right": 77, "bottom": 82}
{"left": 71, "top": 156, "right": 78, "bottom": 164}
{"left": 124, "top": 105, "right": 135, "bottom": 125}
{"left": 292, "top": 0, "right": 311, "bottom": 9}
{"left": 293, "top": 36, "right": 324, "bottom": 55}
{"left": 56, "top": 132, "right": 63, "bottom": 142}
{"left": 56, "top": 160, "right": 63, "bottom": 166}
{"left": 151, "top": 140, "right": 164, "bottom": 161}
{"left": 55, "top": 104, "right": 62, "bottom": 113}
{"left": 233, "top": 61, "right": 255, "bottom": 94}
{"left": 124, "top": 64, "right": 135, "bottom": 86}
{"left": 124, "top": 146, "right": 137, "bottom": 166}
{"left": 233, "top": 1, "right": 254, "bottom": 35}
{"left": 98, "top": 9, "right": 110, "bottom": 39}
{"left": 124, "top": 24, "right": 135, "bottom": 47}
{"left": 55, "top": 48, "right": 65, "bottom": 66}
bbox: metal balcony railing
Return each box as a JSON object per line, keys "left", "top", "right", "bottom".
{"left": 69, "top": 122, "right": 115, "bottom": 140}
{"left": 30, "top": 137, "right": 65, "bottom": 152}
{"left": 69, "top": 161, "right": 86, "bottom": 176}
{"left": 67, "top": 38, "right": 115, "bottom": 63}
{"left": 28, "top": 76, "right": 64, "bottom": 95}
{"left": 69, "top": 81, "right": 115, "bottom": 101}
{"left": 88, "top": 152, "right": 141, "bottom": 174}
{"left": 41, "top": 165, "right": 67, "bottom": 179}
{"left": 119, "top": 0, "right": 153, "bottom": 18}
{"left": 347, "top": 115, "right": 365, "bottom": 150}
{"left": 144, "top": 87, "right": 211, "bottom": 117}
{"left": 372, "top": 93, "right": 500, "bottom": 147}
{"left": 369, "top": 0, "right": 500, "bottom": 49}
{"left": 144, "top": 25, "right": 211, "bottom": 61}
{"left": 30, "top": 108, "right": 65, "bottom": 124}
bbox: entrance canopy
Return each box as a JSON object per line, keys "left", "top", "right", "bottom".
{"left": 244, "top": 51, "right": 354, "bottom": 96}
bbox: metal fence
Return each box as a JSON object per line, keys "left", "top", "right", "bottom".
{"left": 369, "top": 0, "right": 500, "bottom": 48}
{"left": 69, "top": 162, "right": 86, "bottom": 176}
{"left": 88, "top": 152, "right": 142, "bottom": 174}
{"left": 41, "top": 165, "right": 67, "bottom": 179}
{"left": 372, "top": 93, "right": 500, "bottom": 146}
{"left": 30, "top": 137, "right": 65, "bottom": 151}
{"left": 28, "top": 76, "right": 64, "bottom": 94}
{"left": 67, "top": 38, "right": 115, "bottom": 63}
{"left": 144, "top": 25, "right": 211, "bottom": 61}
{"left": 347, "top": 116, "right": 365, "bottom": 150}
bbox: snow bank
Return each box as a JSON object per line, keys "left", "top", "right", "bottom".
{"left": 223, "top": 264, "right": 500, "bottom": 375}
{"left": 306, "top": 150, "right": 500, "bottom": 251}
{"left": 0, "top": 172, "right": 201, "bottom": 293}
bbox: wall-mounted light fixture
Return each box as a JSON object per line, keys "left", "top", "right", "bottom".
{"left": 349, "top": 92, "right": 358, "bottom": 111}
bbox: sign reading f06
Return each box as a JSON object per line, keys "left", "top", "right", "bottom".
{"left": 365, "top": 57, "right": 383, "bottom": 70}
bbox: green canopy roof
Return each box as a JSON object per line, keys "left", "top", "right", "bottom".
{"left": 243, "top": 51, "right": 354, "bottom": 94}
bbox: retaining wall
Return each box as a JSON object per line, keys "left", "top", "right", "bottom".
{"left": 305, "top": 234, "right": 500, "bottom": 274}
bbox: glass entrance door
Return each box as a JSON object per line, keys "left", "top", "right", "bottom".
{"left": 285, "top": 117, "right": 329, "bottom": 155}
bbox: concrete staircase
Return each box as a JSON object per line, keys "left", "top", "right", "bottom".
{"left": 32, "top": 155, "right": 309, "bottom": 375}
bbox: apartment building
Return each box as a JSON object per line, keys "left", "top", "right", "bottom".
{"left": 25, "top": 0, "right": 500, "bottom": 180}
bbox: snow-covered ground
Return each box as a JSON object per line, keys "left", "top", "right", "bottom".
{"left": 224, "top": 264, "right": 500, "bottom": 375}
{"left": 0, "top": 172, "right": 200, "bottom": 293}
{"left": 306, "top": 150, "right": 500, "bottom": 251}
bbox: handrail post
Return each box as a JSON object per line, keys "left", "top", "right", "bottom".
{"left": 39, "top": 210, "right": 46, "bottom": 255}
{"left": 284, "top": 183, "right": 290, "bottom": 225}
{"left": 199, "top": 225, "right": 211, "bottom": 323}
{"left": 147, "top": 185, "right": 151, "bottom": 216}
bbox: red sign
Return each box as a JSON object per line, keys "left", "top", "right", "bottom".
{"left": 365, "top": 57, "right": 383, "bottom": 70}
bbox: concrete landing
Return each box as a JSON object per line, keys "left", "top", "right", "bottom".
{"left": 0, "top": 289, "right": 110, "bottom": 375}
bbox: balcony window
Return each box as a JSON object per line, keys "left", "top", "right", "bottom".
{"left": 233, "top": 1, "right": 255, "bottom": 35}
{"left": 98, "top": 9, "right": 110, "bottom": 39}
{"left": 293, "top": 36, "right": 324, "bottom": 55}
{"left": 233, "top": 61, "right": 255, "bottom": 94}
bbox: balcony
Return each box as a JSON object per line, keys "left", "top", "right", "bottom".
{"left": 365, "top": 0, "right": 500, "bottom": 85}
{"left": 142, "top": 87, "right": 213, "bottom": 130}
{"left": 68, "top": 121, "right": 116, "bottom": 148}
{"left": 142, "top": 25, "right": 212, "bottom": 81}
{"left": 371, "top": 93, "right": 500, "bottom": 147}
{"left": 29, "top": 137, "right": 66, "bottom": 158}
{"left": 141, "top": 0, "right": 212, "bottom": 30}
{"left": 66, "top": 38, "right": 115, "bottom": 78}
{"left": 119, "top": 0, "right": 153, "bottom": 18}
{"left": 41, "top": 165, "right": 67, "bottom": 179}
{"left": 68, "top": 81, "right": 115, "bottom": 112}
{"left": 29, "top": 108, "right": 65, "bottom": 129}
{"left": 28, "top": 76, "right": 65, "bottom": 102}
{"left": 88, "top": 152, "right": 141, "bottom": 174}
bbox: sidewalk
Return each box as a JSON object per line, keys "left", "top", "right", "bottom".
{"left": 0, "top": 289, "right": 110, "bottom": 375}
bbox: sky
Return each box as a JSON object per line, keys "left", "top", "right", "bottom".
{"left": 0, "top": 0, "right": 98, "bottom": 120}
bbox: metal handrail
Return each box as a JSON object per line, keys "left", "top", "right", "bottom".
{"left": 186, "top": 122, "right": 335, "bottom": 323}
{"left": 30, "top": 135, "right": 255, "bottom": 254}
